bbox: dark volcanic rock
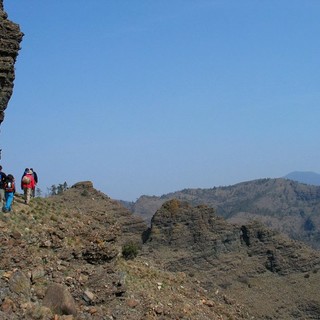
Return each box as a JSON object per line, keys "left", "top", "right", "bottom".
{"left": 131, "top": 178, "right": 320, "bottom": 249}
{"left": 145, "top": 200, "right": 320, "bottom": 275}
{"left": 0, "top": 1, "right": 23, "bottom": 125}
{"left": 147, "top": 200, "right": 240, "bottom": 254}
{"left": 143, "top": 199, "right": 320, "bottom": 319}
{"left": 71, "top": 180, "right": 94, "bottom": 189}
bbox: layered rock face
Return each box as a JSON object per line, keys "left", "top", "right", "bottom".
{"left": 146, "top": 199, "right": 320, "bottom": 275}
{"left": 132, "top": 178, "right": 320, "bottom": 249}
{"left": 0, "top": 0, "right": 23, "bottom": 125}
{"left": 144, "top": 199, "right": 320, "bottom": 319}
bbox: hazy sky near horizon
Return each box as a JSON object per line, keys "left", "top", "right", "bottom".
{"left": 1, "top": 1, "right": 320, "bottom": 201}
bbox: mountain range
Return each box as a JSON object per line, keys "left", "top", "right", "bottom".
{"left": 124, "top": 176, "right": 320, "bottom": 250}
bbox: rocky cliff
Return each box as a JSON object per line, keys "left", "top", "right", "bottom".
{"left": 0, "top": 0, "right": 23, "bottom": 125}
{"left": 130, "top": 178, "right": 320, "bottom": 249}
{"left": 143, "top": 199, "right": 320, "bottom": 319}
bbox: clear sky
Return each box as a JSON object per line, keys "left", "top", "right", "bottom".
{"left": 1, "top": 1, "right": 320, "bottom": 201}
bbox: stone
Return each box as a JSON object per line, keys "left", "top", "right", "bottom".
{"left": 31, "top": 266, "right": 46, "bottom": 283}
{"left": 42, "top": 283, "right": 77, "bottom": 316}
{"left": 1, "top": 297, "right": 15, "bottom": 313}
{"left": 127, "top": 298, "right": 139, "bottom": 308}
{"left": 83, "top": 290, "right": 95, "bottom": 303}
{"left": 71, "top": 181, "right": 93, "bottom": 189}
{"left": 9, "top": 270, "right": 30, "bottom": 298}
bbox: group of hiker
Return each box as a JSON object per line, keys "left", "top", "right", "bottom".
{"left": 0, "top": 166, "right": 38, "bottom": 213}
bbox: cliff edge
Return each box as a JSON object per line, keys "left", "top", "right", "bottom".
{"left": 0, "top": 0, "right": 23, "bottom": 125}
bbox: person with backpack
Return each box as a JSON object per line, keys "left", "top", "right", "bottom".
{"left": 30, "top": 168, "right": 38, "bottom": 197}
{"left": 0, "top": 165, "right": 7, "bottom": 207}
{"left": 3, "top": 174, "right": 15, "bottom": 212}
{"left": 21, "top": 169, "right": 35, "bottom": 205}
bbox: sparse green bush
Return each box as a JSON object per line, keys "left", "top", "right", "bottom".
{"left": 81, "top": 190, "right": 89, "bottom": 197}
{"left": 122, "top": 242, "right": 139, "bottom": 260}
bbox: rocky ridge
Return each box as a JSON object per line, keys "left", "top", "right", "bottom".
{"left": 0, "top": 0, "right": 23, "bottom": 125}
{"left": 129, "top": 178, "right": 320, "bottom": 249}
{"left": 1, "top": 182, "right": 320, "bottom": 319}
{"left": 143, "top": 199, "right": 320, "bottom": 319}
{"left": 0, "top": 182, "right": 250, "bottom": 319}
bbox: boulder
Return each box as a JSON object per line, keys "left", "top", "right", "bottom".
{"left": 42, "top": 283, "right": 77, "bottom": 316}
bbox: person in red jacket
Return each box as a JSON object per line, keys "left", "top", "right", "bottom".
{"left": 21, "top": 168, "right": 35, "bottom": 204}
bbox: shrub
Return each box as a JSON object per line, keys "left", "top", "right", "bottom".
{"left": 81, "top": 190, "right": 89, "bottom": 197}
{"left": 122, "top": 242, "right": 139, "bottom": 260}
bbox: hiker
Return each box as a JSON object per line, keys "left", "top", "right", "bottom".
{"left": 21, "top": 168, "right": 28, "bottom": 180}
{"left": 30, "top": 168, "right": 38, "bottom": 197}
{"left": 2, "top": 174, "right": 15, "bottom": 212}
{"left": 21, "top": 168, "right": 35, "bottom": 204}
{"left": 0, "top": 165, "right": 6, "bottom": 206}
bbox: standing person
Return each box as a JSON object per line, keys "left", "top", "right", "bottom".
{"left": 3, "top": 174, "right": 15, "bottom": 212}
{"left": 30, "top": 168, "right": 38, "bottom": 197}
{"left": 0, "top": 165, "right": 6, "bottom": 207}
{"left": 21, "top": 168, "right": 28, "bottom": 180}
{"left": 21, "top": 169, "right": 35, "bottom": 204}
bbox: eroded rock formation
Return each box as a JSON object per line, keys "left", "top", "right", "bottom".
{"left": 142, "top": 199, "right": 320, "bottom": 318}
{"left": 0, "top": 0, "right": 23, "bottom": 125}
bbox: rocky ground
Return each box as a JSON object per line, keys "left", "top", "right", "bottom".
{"left": 0, "top": 182, "right": 250, "bottom": 319}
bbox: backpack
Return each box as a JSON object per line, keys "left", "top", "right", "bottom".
{"left": 0, "top": 172, "right": 6, "bottom": 188}
{"left": 22, "top": 175, "right": 31, "bottom": 184}
{"left": 5, "top": 181, "right": 15, "bottom": 193}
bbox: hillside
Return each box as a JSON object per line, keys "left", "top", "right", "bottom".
{"left": 129, "top": 178, "right": 320, "bottom": 249}
{"left": 0, "top": 182, "right": 250, "bottom": 320}
{"left": 1, "top": 181, "right": 320, "bottom": 319}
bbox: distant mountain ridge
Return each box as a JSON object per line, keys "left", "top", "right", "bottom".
{"left": 127, "top": 178, "right": 320, "bottom": 249}
{"left": 284, "top": 171, "right": 320, "bottom": 186}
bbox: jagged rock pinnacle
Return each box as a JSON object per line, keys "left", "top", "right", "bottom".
{"left": 0, "top": 0, "right": 23, "bottom": 125}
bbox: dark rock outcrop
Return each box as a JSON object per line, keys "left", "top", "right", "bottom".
{"left": 131, "top": 178, "right": 320, "bottom": 249}
{"left": 143, "top": 199, "right": 320, "bottom": 319}
{"left": 0, "top": 0, "right": 23, "bottom": 125}
{"left": 145, "top": 199, "right": 320, "bottom": 275}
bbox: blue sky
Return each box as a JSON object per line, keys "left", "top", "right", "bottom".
{"left": 1, "top": 1, "right": 320, "bottom": 201}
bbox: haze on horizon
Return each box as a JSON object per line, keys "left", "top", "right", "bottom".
{"left": 1, "top": 1, "right": 320, "bottom": 201}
